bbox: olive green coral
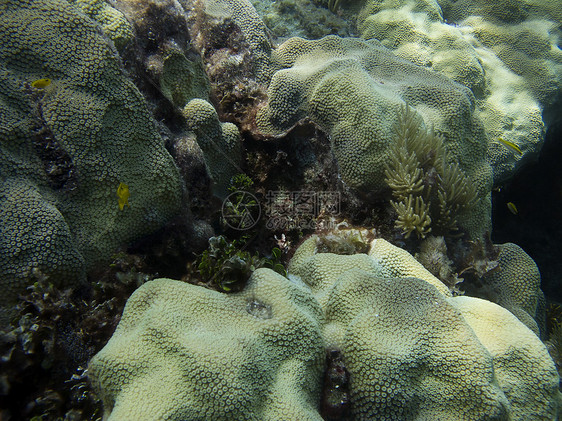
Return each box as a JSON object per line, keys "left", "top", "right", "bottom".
{"left": 68, "top": 0, "right": 133, "bottom": 50}
{"left": 90, "top": 233, "right": 561, "bottom": 419}
{"left": 0, "top": 0, "right": 182, "bottom": 317}
{"left": 88, "top": 273, "right": 325, "bottom": 420}
{"left": 255, "top": 35, "right": 492, "bottom": 239}
{"left": 182, "top": 98, "right": 243, "bottom": 198}
{"left": 159, "top": 47, "right": 210, "bottom": 107}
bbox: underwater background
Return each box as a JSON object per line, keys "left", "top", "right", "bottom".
{"left": 0, "top": 0, "right": 561, "bottom": 419}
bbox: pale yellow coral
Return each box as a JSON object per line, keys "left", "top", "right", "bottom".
{"left": 90, "top": 232, "right": 561, "bottom": 420}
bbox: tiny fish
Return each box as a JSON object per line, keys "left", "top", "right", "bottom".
{"left": 507, "top": 201, "right": 518, "bottom": 215}
{"left": 117, "top": 182, "right": 130, "bottom": 211}
{"left": 497, "top": 137, "right": 522, "bottom": 156}
{"left": 31, "top": 78, "right": 51, "bottom": 89}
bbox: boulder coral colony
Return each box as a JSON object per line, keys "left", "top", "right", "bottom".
{"left": 0, "top": 0, "right": 561, "bottom": 419}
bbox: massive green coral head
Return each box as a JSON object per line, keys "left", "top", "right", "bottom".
{"left": 256, "top": 35, "right": 492, "bottom": 238}
{"left": 0, "top": 0, "right": 182, "bottom": 319}
{"left": 355, "top": 0, "right": 557, "bottom": 183}
{"left": 90, "top": 232, "right": 561, "bottom": 419}
{"left": 289, "top": 233, "right": 561, "bottom": 419}
{"left": 88, "top": 271, "right": 326, "bottom": 420}
{"left": 256, "top": 35, "right": 490, "bottom": 190}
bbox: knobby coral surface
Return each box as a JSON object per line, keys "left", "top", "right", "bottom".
{"left": 89, "top": 235, "right": 561, "bottom": 420}
{"left": 255, "top": 35, "right": 492, "bottom": 239}
{"left": 0, "top": 0, "right": 182, "bottom": 321}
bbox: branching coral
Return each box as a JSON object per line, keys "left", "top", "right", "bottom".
{"left": 385, "top": 106, "right": 478, "bottom": 238}
{"left": 391, "top": 195, "right": 432, "bottom": 239}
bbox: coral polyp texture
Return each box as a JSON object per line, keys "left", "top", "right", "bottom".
{"left": 68, "top": 0, "right": 134, "bottom": 50}
{"left": 0, "top": 0, "right": 182, "bottom": 319}
{"left": 482, "top": 242, "right": 546, "bottom": 337}
{"left": 355, "top": 0, "right": 561, "bottom": 183}
{"left": 256, "top": 37, "right": 492, "bottom": 238}
{"left": 89, "top": 234, "right": 561, "bottom": 420}
{"left": 182, "top": 98, "right": 243, "bottom": 198}
{"left": 88, "top": 273, "right": 326, "bottom": 420}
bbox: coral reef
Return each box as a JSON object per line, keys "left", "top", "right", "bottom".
{"left": 480, "top": 242, "right": 546, "bottom": 336}
{"left": 186, "top": 234, "right": 286, "bottom": 292}
{"left": 193, "top": 0, "right": 274, "bottom": 84}
{"left": 68, "top": 0, "right": 134, "bottom": 50}
{"left": 355, "top": 0, "right": 557, "bottom": 183}
{"left": 546, "top": 321, "right": 562, "bottom": 380}
{"left": 249, "top": 0, "right": 356, "bottom": 39}
{"left": 415, "top": 235, "right": 463, "bottom": 294}
{"left": 1, "top": 0, "right": 560, "bottom": 417}
{"left": 159, "top": 48, "right": 210, "bottom": 107}
{"left": 89, "top": 233, "right": 561, "bottom": 419}
{"left": 0, "top": 0, "right": 182, "bottom": 320}
{"left": 255, "top": 35, "right": 492, "bottom": 239}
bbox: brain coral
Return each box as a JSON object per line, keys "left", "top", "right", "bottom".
{"left": 256, "top": 35, "right": 492, "bottom": 238}
{"left": 0, "top": 0, "right": 182, "bottom": 318}
{"left": 88, "top": 272, "right": 325, "bottom": 420}
{"left": 355, "top": 0, "right": 559, "bottom": 183}
{"left": 89, "top": 234, "right": 561, "bottom": 419}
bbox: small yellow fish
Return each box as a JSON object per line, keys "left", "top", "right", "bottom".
{"left": 497, "top": 137, "right": 522, "bottom": 156}
{"left": 116, "top": 182, "right": 130, "bottom": 211}
{"left": 507, "top": 201, "right": 518, "bottom": 215}
{"left": 31, "top": 78, "right": 51, "bottom": 89}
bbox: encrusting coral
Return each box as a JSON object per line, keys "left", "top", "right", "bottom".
{"left": 385, "top": 106, "right": 479, "bottom": 238}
